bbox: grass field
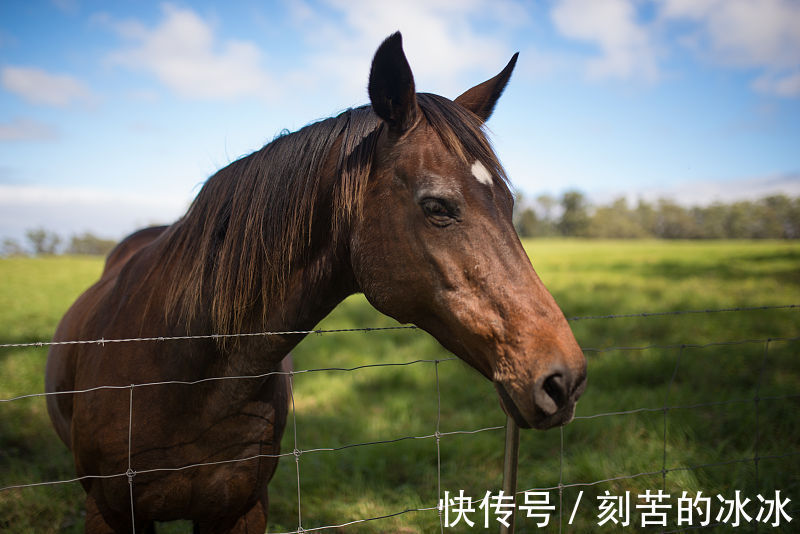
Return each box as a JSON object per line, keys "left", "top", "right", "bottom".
{"left": 1, "top": 240, "right": 798, "bottom": 533}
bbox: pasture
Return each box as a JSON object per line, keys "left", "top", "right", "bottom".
{"left": 1, "top": 239, "right": 798, "bottom": 533}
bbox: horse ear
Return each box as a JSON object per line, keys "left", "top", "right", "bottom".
{"left": 368, "top": 32, "right": 419, "bottom": 135}
{"left": 454, "top": 53, "right": 519, "bottom": 123}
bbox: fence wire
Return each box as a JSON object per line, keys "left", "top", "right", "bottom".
{"left": 1, "top": 304, "right": 798, "bottom": 533}
{"left": 1, "top": 303, "right": 795, "bottom": 350}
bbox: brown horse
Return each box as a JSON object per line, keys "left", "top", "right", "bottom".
{"left": 45, "top": 33, "right": 586, "bottom": 533}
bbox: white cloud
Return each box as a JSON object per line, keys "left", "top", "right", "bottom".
{"left": 753, "top": 71, "right": 800, "bottom": 98}
{"left": 661, "top": 0, "right": 800, "bottom": 97}
{"left": 0, "top": 184, "right": 188, "bottom": 242}
{"left": 592, "top": 173, "right": 800, "bottom": 207}
{"left": 0, "top": 117, "right": 59, "bottom": 142}
{"left": 551, "top": 0, "right": 660, "bottom": 82}
{"left": 546, "top": 0, "right": 800, "bottom": 96}
{"left": 99, "top": 1, "right": 527, "bottom": 107}
{"left": 51, "top": 0, "right": 79, "bottom": 15}
{"left": 287, "top": 0, "right": 526, "bottom": 99}
{"left": 1, "top": 66, "right": 94, "bottom": 107}
{"left": 106, "top": 4, "right": 273, "bottom": 100}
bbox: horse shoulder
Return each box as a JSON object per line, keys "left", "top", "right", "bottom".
{"left": 103, "top": 225, "right": 169, "bottom": 277}
{"left": 45, "top": 225, "right": 169, "bottom": 445}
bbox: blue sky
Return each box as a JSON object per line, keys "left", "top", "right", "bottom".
{"left": 1, "top": 0, "right": 799, "bottom": 242}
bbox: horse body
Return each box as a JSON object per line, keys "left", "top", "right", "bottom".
{"left": 47, "top": 220, "right": 326, "bottom": 531}
{"left": 46, "top": 33, "right": 586, "bottom": 532}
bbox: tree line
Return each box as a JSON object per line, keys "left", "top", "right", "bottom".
{"left": 2, "top": 229, "right": 118, "bottom": 257}
{"left": 514, "top": 192, "right": 800, "bottom": 239}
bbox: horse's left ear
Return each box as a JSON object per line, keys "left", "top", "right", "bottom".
{"left": 454, "top": 53, "right": 519, "bottom": 123}
{"left": 368, "top": 32, "right": 420, "bottom": 136}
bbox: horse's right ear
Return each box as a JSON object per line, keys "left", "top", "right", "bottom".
{"left": 368, "top": 32, "right": 419, "bottom": 136}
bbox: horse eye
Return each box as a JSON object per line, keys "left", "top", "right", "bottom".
{"left": 421, "top": 198, "right": 456, "bottom": 226}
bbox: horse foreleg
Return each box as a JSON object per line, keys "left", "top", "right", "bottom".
{"left": 193, "top": 493, "right": 268, "bottom": 534}
{"left": 230, "top": 497, "right": 268, "bottom": 534}
{"left": 84, "top": 494, "right": 117, "bottom": 534}
{"left": 85, "top": 492, "right": 157, "bottom": 534}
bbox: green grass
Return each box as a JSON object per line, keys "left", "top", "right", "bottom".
{"left": 1, "top": 241, "right": 799, "bottom": 533}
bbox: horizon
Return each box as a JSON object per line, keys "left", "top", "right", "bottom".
{"left": 1, "top": 0, "right": 799, "bottom": 242}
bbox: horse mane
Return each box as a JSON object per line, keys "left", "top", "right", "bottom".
{"left": 148, "top": 93, "right": 508, "bottom": 337}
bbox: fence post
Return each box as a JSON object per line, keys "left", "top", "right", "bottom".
{"left": 500, "top": 415, "right": 520, "bottom": 534}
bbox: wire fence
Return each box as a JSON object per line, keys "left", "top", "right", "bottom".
{"left": 1, "top": 304, "right": 798, "bottom": 532}
{"left": 525, "top": 336, "right": 800, "bottom": 532}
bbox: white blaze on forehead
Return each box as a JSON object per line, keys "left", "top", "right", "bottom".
{"left": 471, "top": 160, "right": 493, "bottom": 187}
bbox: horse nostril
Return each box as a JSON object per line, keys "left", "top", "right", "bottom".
{"left": 534, "top": 371, "right": 569, "bottom": 416}
{"left": 544, "top": 373, "right": 567, "bottom": 406}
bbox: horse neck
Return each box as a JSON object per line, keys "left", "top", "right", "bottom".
{"left": 216, "top": 208, "right": 358, "bottom": 378}
{"left": 147, "top": 121, "right": 367, "bottom": 377}
{"left": 219, "top": 262, "right": 351, "bottom": 387}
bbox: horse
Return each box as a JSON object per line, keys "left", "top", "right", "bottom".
{"left": 45, "top": 32, "right": 586, "bottom": 533}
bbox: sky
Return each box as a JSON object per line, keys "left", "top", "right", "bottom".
{"left": 1, "top": 0, "right": 799, "bottom": 243}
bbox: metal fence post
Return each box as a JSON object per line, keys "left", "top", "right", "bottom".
{"left": 500, "top": 415, "right": 520, "bottom": 534}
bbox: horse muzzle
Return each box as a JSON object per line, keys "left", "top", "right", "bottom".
{"left": 494, "top": 365, "right": 587, "bottom": 430}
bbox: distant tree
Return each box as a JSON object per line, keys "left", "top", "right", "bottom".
{"left": 588, "top": 197, "right": 649, "bottom": 238}
{"left": 1, "top": 238, "right": 26, "bottom": 257}
{"left": 558, "top": 190, "right": 590, "bottom": 237}
{"left": 760, "top": 195, "right": 799, "bottom": 239}
{"left": 68, "top": 233, "right": 118, "bottom": 256}
{"left": 652, "top": 199, "right": 700, "bottom": 239}
{"left": 514, "top": 192, "right": 546, "bottom": 238}
{"left": 25, "top": 228, "right": 61, "bottom": 255}
{"left": 724, "top": 201, "right": 757, "bottom": 238}
{"left": 692, "top": 203, "right": 729, "bottom": 239}
{"left": 634, "top": 199, "right": 656, "bottom": 235}
{"left": 535, "top": 194, "right": 558, "bottom": 236}
{"left": 788, "top": 197, "right": 800, "bottom": 239}
{"left": 535, "top": 194, "right": 557, "bottom": 221}
{"left": 507, "top": 190, "right": 799, "bottom": 240}
{"left": 514, "top": 207, "right": 539, "bottom": 238}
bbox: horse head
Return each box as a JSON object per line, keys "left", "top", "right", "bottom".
{"left": 351, "top": 33, "right": 586, "bottom": 430}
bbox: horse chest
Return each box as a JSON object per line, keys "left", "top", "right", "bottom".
{"left": 125, "top": 396, "right": 282, "bottom": 522}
